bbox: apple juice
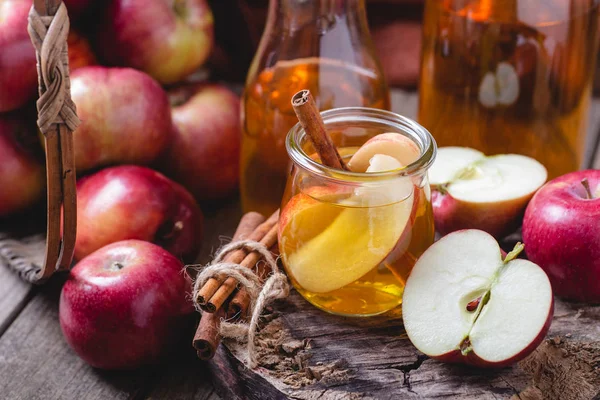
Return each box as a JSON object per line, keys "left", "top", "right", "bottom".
{"left": 241, "top": 57, "right": 390, "bottom": 217}
{"left": 419, "top": 0, "right": 600, "bottom": 179}
{"left": 278, "top": 108, "right": 436, "bottom": 316}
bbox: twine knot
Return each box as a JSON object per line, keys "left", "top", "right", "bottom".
{"left": 193, "top": 240, "right": 290, "bottom": 368}
{"left": 28, "top": 3, "right": 80, "bottom": 134}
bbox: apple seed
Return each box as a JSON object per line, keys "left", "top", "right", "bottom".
{"left": 466, "top": 296, "right": 482, "bottom": 312}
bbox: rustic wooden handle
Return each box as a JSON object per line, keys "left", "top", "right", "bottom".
{"left": 30, "top": 0, "right": 78, "bottom": 282}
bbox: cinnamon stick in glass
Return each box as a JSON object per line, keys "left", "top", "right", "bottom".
{"left": 291, "top": 89, "right": 349, "bottom": 171}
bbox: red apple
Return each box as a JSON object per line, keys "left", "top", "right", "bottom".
{"left": 67, "top": 30, "right": 97, "bottom": 71}
{"left": 70, "top": 67, "right": 173, "bottom": 172}
{"left": 403, "top": 230, "right": 554, "bottom": 367}
{"left": 159, "top": 84, "right": 240, "bottom": 200}
{"left": 522, "top": 170, "right": 600, "bottom": 303}
{"left": 60, "top": 240, "right": 195, "bottom": 370}
{"left": 0, "top": 0, "right": 37, "bottom": 112}
{"left": 0, "top": 113, "right": 45, "bottom": 216}
{"left": 75, "top": 165, "right": 203, "bottom": 262}
{"left": 96, "top": 0, "right": 214, "bottom": 84}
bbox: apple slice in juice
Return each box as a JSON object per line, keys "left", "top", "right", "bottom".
{"left": 279, "top": 154, "right": 415, "bottom": 294}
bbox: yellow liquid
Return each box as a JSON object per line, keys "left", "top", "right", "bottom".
{"left": 241, "top": 57, "right": 390, "bottom": 216}
{"left": 279, "top": 162, "right": 434, "bottom": 316}
{"left": 419, "top": 0, "right": 600, "bottom": 179}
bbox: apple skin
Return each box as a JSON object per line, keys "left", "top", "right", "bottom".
{"left": 0, "top": 0, "right": 38, "bottom": 113}
{"left": 0, "top": 113, "right": 45, "bottom": 216}
{"left": 431, "top": 189, "right": 530, "bottom": 239}
{"left": 159, "top": 85, "right": 240, "bottom": 200}
{"left": 522, "top": 170, "right": 600, "bottom": 303}
{"left": 75, "top": 165, "right": 203, "bottom": 262}
{"left": 70, "top": 67, "right": 172, "bottom": 172}
{"left": 67, "top": 30, "right": 97, "bottom": 71}
{"left": 96, "top": 0, "right": 214, "bottom": 85}
{"left": 60, "top": 240, "right": 195, "bottom": 370}
{"left": 432, "top": 299, "right": 553, "bottom": 368}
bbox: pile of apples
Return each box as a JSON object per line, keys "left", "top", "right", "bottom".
{"left": 1, "top": 0, "right": 243, "bottom": 369}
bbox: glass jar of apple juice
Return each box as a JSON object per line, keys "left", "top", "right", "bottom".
{"left": 278, "top": 108, "right": 437, "bottom": 316}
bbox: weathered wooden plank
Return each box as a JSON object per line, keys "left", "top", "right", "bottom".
{"left": 0, "top": 279, "right": 153, "bottom": 399}
{"left": 208, "top": 290, "right": 599, "bottom": 400}
{"left": 0, "top": 254, "right": 34, "bottom": 336}
{"left": 0, "top": 211, "right": 45, "bottom": 335}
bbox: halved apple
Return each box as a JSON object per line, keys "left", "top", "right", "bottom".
{"left": 402, "top": 230, "right": 554, "bottom": 368}
{"left": 430, "top": 147, "right": 547, "bottom": 238}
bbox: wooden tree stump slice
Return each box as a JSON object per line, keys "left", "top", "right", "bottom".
{"left": 209, "top": 290, "right": 600, "bottom": 399}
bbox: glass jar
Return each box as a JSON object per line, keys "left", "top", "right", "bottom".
{"left": 418, "top": 0, "right": 600, "bottom": 179}
{"left": 278, "top": 108, "right": 436, "bottom": 317}
{"left": 240, "top": 0, "right": 391, "bottom": 217}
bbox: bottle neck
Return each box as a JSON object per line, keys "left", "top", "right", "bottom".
{"left": 266, "top": 0, "right": 368, "bottom": 35}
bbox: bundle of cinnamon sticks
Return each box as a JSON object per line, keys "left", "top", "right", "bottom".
{"left": 192, "top": 90, "right": 347, "bottom": 360}
{"left": 193, "top": 210, "right": 279, "bottom": 359}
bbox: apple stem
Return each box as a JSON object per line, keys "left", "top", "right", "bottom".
{"left": 504, "top": 242, "right": 524, "bottom": 263}
{"left": 581, "top": 178, "right": 593, "bottom": 200}
{"left": 437, "top": 183, "right": 449, "bottom": 195}
{"left": 108, "top": 262, "right": 124, "bottom": 272}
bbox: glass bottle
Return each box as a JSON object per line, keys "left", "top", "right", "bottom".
{"left": 418, "top": 0, "right": 600, "bottom": 179}
{"left": 240, "top": 0, "right": 391, "bottom": 216}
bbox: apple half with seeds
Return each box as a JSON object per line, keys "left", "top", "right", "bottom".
{"left": 403, "top": 230, "right": 553, "bottom": 368}
{"left": 429, "top": 147, "right": 547, "bottom": 238}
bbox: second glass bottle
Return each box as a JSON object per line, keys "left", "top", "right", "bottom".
{"left": 240, "top": 0, "right": 391, "bottom": 216}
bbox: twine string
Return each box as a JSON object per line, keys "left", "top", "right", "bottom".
{"left": 193, "top": 240, "right": 290, "bottom": 368}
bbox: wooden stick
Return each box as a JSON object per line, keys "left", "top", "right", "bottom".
{"left": 201, "top": 211, "right": 279, "bottom": 313}
{"left": 196, "top": 212, "right": 266, "bottom": 306}
{"left": 291, "top": 89, "right": 349, "bottom": 171}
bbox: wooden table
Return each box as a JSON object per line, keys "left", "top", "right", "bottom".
{"left": 1, "top": 91, "right": 599, "bottom": 400}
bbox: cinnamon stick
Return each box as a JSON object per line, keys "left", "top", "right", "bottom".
{"left": 204, "top": 211, "right": 279, "bottom": 313}
{"left": 291, "top": 90, "right": 349, "bottom": 171}
{"left": 196, "top": 212, "right": 266, "bottom": 306}
{"left": 193, "top": 305, "right": 227, "bottom": 360}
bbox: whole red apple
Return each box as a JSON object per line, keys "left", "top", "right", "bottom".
{"left": 0, "top": 0, "right": 37, "bottom": 112}
{"left": 96, "top": 0, "right": 213, "bottom": 84}
{"left": 159, "top": 85, "right": 240, "bottom": 200}
{"left": 0, "top": 113, "right": 45, "bottom": 216}
{"left": 75, "top": 165, "right": 203, "bottom": 262}
{"left": 60, "top": 240, "right": 195, "bottom": 370}
{"left": 67, "top": 30, "right": 97, "bottom": 71}
{"left": 70, "top": 67, "right": 172, "bottom": 172}
{"left": 523, "top": 170, "right": 600, "bottom": 303}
